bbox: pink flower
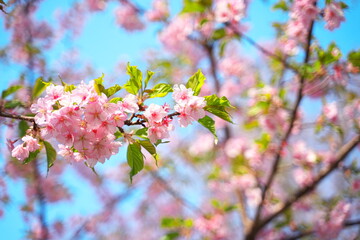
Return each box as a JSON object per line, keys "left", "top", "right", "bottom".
{"left": 146, "top": 0, "right": 168, "bottom": 22}
{"left": 215, "top": 0, "right": 247, "bottom": 23}
{"left": 194, "top": 213, "right": 228, "bottom": 239}
{"left": 323, "top": 102, "right": 338, "bottom": 122}
{"left": 22, "top": 135, "right": 40, "bottom": 152}
{"left": 172, "top": 84, "right": 194, "bottom": 105}
{"left": 86, "top": 0, "right": 106, "bottom": 11}
{"left": 324, "top": 2, "right": 345, "bottom": 31}
{"left": 12, "top": 145, "right": 29, "bottom": 161}
{"left": 144, "top": 103, "right": 168, "bottom": 124}
{"left": 45, "top": 84, "right": 65, "bottom": 102}
{"left": 120, "top": 94, "right": 139, "bottom": 113}
{"left": 184, "top": 96, "right": 206, "bottom": 120}
{"left": 84, "top": 102, "right": 107, "bottom": 127}
{"left": 115, "top": 4, "right": 144, "bottom": 31}
{"left": 316, "top": 201, "right": 350, "bottom": 239}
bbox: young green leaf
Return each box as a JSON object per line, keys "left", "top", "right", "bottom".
{"left": 32, "top": 77, "right": 50, "bottom": 98}
{"left": 123, "top": 64, "right": 142, "bottom": 95}
{"left": 203, "top": 94, "right": 234, "bottom": 123}
{"left": 60, "top": 78, "right": 76, "bottom": 92}
{"left": 4, "top": 100, "right": 23, "bottom": 109}
{"left": 198, "top": 115, "right": 218, "bottom": 144}
{"left": 93, "top": 74, "right": 106, "bottom": 95}
{"left": 186, "top": 69, "right": 206, "bottom": 96}
{"left": 147, "top": 83, "right": 173, "bottom": 98}
{"left": 23, "top": 150, "right": 40, "bottom": 164}
{"left": 145, "top": 70, "right": 155, "bottom": 87}
{"left": 139, "top": 140, "right": 159, "bottom": 165}
{"left": 104, "top": 84, "right": 122, "bottom": 97}
{"left": 127, "top": 142, "right": 144, "bottom": 182}
{"left": 109, "top": 97, "right": 123, "bottom": 103}
{"left": 2, "top": 85, "right": 22, "bottom": 99}
{"left": 348, "top": 50, "right": 360, "bottom": 68}
{"left": 43, "top": 141, "right": 56, "bottom": 171}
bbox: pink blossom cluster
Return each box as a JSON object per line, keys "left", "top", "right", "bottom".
{"left": 248, "top": 86, "right": 290, "bottom": 134}
{"left": 214, "top": 0, "right": 247, "bottom": 23}
{"left": 144, "top": 103, "right": 174, "bottom": 144}
{"left": 115, "top": 3, "right": 144, "bottom": 31}
{"left": 324, "top": 2, "right": 345, "bottom": 31}
{"left": 11, "top": 135, "right": 41, "bottom": 161}
{"left": 5, "top": 4, "right": 53, "bottom": 64}
{"left": 322, "top": 102, "right": 338, "bottom": 123}
{"left": 143, "top": 84, "right": 206, "bottom": 143}
{"left": 24, "top": 82, "right": 139, "bottom": 167}
{"left": 146, "top": 0, "right": 169, "bottom": 22}
{"left": 282, "top": 0, "right": 319, "bottom": 54}
{"left": 86, "top": 0, "right": 106, "bottom": 12}
{"left": 172, "top": 84, "right": 206, "bottom": 127}
{"left": 315, "top": 201, "right": 351, "bottom": 239}
{"left": 194, "top": 213, "right": 228, "bottom": 239}
{"left": 159, "top": 15, "right": 204, "bottom": 64}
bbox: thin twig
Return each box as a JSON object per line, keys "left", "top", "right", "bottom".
{"left": 149, "top": 171, "right": 203, "bottom": 215}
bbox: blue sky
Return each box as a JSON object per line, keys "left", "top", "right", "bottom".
{"left": 0, "top": 0, "right": 359, "bottom": 239}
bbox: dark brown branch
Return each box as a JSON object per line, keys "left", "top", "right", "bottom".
{"left": 282, "top": 218, "right": 360, "bottom": 240}
{"left": 247, "top": 5, "right": 317, "bottom": 238}
{"left": 253, "top": 134, "right": 360, "bottom": 237}
{"left": 0, "top": 110, "right": 35, "bottom": 122}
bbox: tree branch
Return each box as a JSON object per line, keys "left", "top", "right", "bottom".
{"left": 249, "top": 11, "right": 316, "bottom": 236}
{"left": 149, "top": 170, "right": 203, "bottom": 215}
{"left": 282, "top": 218, "right": 360, "bottom": 240}
{"left": 253, "top": 134, "right": 360, "bottom": 236}
{"left": 0, "top": 110, "right": 35, "bottom": 123}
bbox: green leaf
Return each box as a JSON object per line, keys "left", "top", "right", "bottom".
{"left": 147, "top": 83, "right": 173, "bottom": 98}
{"left": 255, "top": 133, "right": 271, "bottom": 151}
{"left": 127, "top": 142, "right": 144, "bottom": 182}
{"left": 204, "top": 94, "right": 235, "bottom": 108}
{"left": 348, "top": 50, "right": 360, "bottom": 69}
{"left": 145, "top": 70, "right": 154, "bottom": 87}
{"left": 43, "top": 141, "right": 56, "bottom": 171}
{"left": 139, "top": 140, "right": 159, "bottom": 165}
{"left": 4, "top": 100, "right": 23, "bottom": 109}
{"left": 18, "top": 120, "right": 29, "bottom": 137}
{"left": 160, "top": 232, "right": 180, "bottom": 240}
{"left": 134, "top": 128, "right": 148, "bottom": 139}
{"left": 198, "top": 115, "right": 218, "bottom": 144}
{"left": 114, "top": 131, "right": 123, "bottom": 139}
{"left": 272, "top": 0, "right": 289, "bottom": 11}
{"left": 2, "top": 85, "right": 22, "bottom": 99}
{"left": 186, "top": 70, "right": 206, "bottom": 96}
{"left": 154, "top": 140, "right": 170, "bottom": 146}
{"left": 161, "top": 218, "right": 193, "bottom": 228}
{"left": 212, "top": 28, "right": 226, "bottom": 40}
{"left": 181, "top": 0, "right": 211, "bottom": 13}
{"left": 339, "top": 1, "right": 348, "bottom": 9}
{"left": 247, "top": 101, "right": 270, "bottom": 116}
{"left": 23, "top": 150, "right": 40, "bottom": 164}
{"left": 109, "top": 97, "right": 123, "bottom": 103}
{"left": 203, "top": 94, "right": 234, "bottom": 123}
{"left": 32, "top": 77, "right": 50, "bottom": 98}
{"left": 123, "top": 64, "right": 142, "bottom": 95}
{"left": 104, "top": 84, "right": 122, "bottom": 97}
{"left": 60, "top": 79, "right": 76, "bottom": 92}
{"left": 93, "top": 74, "right": 106, "bottom": 95}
